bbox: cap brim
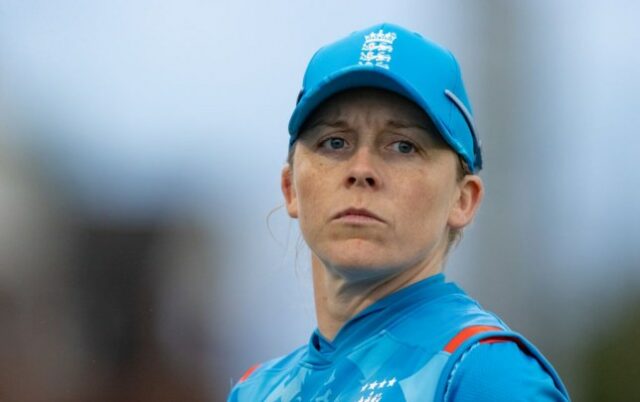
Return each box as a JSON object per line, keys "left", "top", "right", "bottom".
{"left": 288, "top": 65, "right": 443, "bottom": 142}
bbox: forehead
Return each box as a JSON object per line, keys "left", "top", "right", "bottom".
{"left": 303, "top": 87, "right": 437, "bottom": 132}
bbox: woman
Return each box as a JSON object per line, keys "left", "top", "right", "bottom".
{"left": 228, "top": 23, "right": 570, "bottom": 401}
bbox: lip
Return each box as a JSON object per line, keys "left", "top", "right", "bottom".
{"left": 332, "top": 207, "right": 385, "bottom": 224}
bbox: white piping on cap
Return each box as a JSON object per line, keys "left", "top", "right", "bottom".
{"left": 444, "top": 89, "right": 483, "bottom": 170}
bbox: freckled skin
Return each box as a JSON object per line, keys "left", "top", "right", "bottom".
{"left": 281, "top": 88, "right": 484, "bottom": 338}
{"left": 287, "top": 89, "right": 459, "bottom": 277}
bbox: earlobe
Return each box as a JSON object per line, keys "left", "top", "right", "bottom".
{"left": 281, "top": 164, "right": 299, "bottom": 219}
{"left": 448, "top": 175, "right": 484, "bottom": 229}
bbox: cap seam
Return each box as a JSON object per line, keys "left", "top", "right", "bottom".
{"left": 446, "top": 50, "right": 460, "bottom": 137}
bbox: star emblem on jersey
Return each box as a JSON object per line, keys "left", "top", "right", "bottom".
{"left": 357, "top": 377, "right": 397, "bottom": 401}
{"left": 358, "top": 29, "right": 397, "bottom": 69}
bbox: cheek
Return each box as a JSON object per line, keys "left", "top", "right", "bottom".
{"left": 392, "top": 176, "right": 453, "bottom": 242}
{"left": 293, "top": 153, "right": 340, "bottom": 202}
{"left": 292, "top": 161, "right": 333, "bottom": 230}
{"left": 295, "top": 162, "right": 323, "bottom": 204}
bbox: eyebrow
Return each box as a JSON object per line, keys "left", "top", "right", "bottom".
{"left": 385, "top": 119, "right": 431, "bottom": 132}
{"left": 304, "top": 119, "right": 351, "bottom": 131}
{"left": 306, "top": 119, "right": 430, "bottom": 132}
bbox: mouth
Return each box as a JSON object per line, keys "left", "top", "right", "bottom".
{"left": 332, "top": 208, "right": 385, "bottom": 224}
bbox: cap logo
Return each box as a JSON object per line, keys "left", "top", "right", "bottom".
{"left": 359, "top": 29, "right": 397, "bottom": 69}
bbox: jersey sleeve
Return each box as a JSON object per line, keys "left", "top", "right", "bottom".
{"left": 445, "top": 341, "right": 569, "bottom": 402}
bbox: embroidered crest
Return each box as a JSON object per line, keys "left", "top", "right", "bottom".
{"left": 359, "top": 29, "right": 398, "bottom": 69}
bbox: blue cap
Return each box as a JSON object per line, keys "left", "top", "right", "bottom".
{"left": 288, "top": 22, "right": 482, "bottom": 173}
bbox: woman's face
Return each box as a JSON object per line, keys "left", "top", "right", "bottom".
{"left": 282, "top": 88, "right": 482, "bottom": 280}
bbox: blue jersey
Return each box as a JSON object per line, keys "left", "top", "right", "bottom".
{"left": 228, "top": 274, "right": 570, "bottom": 401}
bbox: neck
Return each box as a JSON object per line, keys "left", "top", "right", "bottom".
{"left": 311, "top": 248, "right": 445, "bottom": 341}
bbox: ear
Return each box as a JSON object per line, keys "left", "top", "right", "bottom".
{"left": 448, "top": 175, "right": 484, "bottom": 229}
{"left": 281, "top": 164, "right": 299, "bottom": 219}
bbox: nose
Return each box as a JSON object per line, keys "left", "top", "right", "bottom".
{"left": 345, "top": 146, "right": 380, "bottom": 189}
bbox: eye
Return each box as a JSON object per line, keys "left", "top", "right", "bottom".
{"left": 319, "top": 136, "right": 347, "bottom": 150}
{"left": 390, "top": 140, "right": 417, "bottom": 154}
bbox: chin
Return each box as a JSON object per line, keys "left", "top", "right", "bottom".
{"left": 316, "top": 243, "right": 399, "bottom": 277}
{"left": 313, "top": 236, "right": 436, "bottom": 279}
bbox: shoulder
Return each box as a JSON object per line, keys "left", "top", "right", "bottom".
{"left": 235, "top": 344, "right": 306, "bottom": 383}
{"left": 227, "top": 345, "right": 307, "bottom": 401}
{"left": 386, "top": 286, "right": 507, "bottom": 350}
{"left": 444, "top": 340, "right": 570, "bottom": 402}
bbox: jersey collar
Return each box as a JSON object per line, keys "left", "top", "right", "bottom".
{"left": 305, "top": 273, "right": 463, "bottom": 366}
